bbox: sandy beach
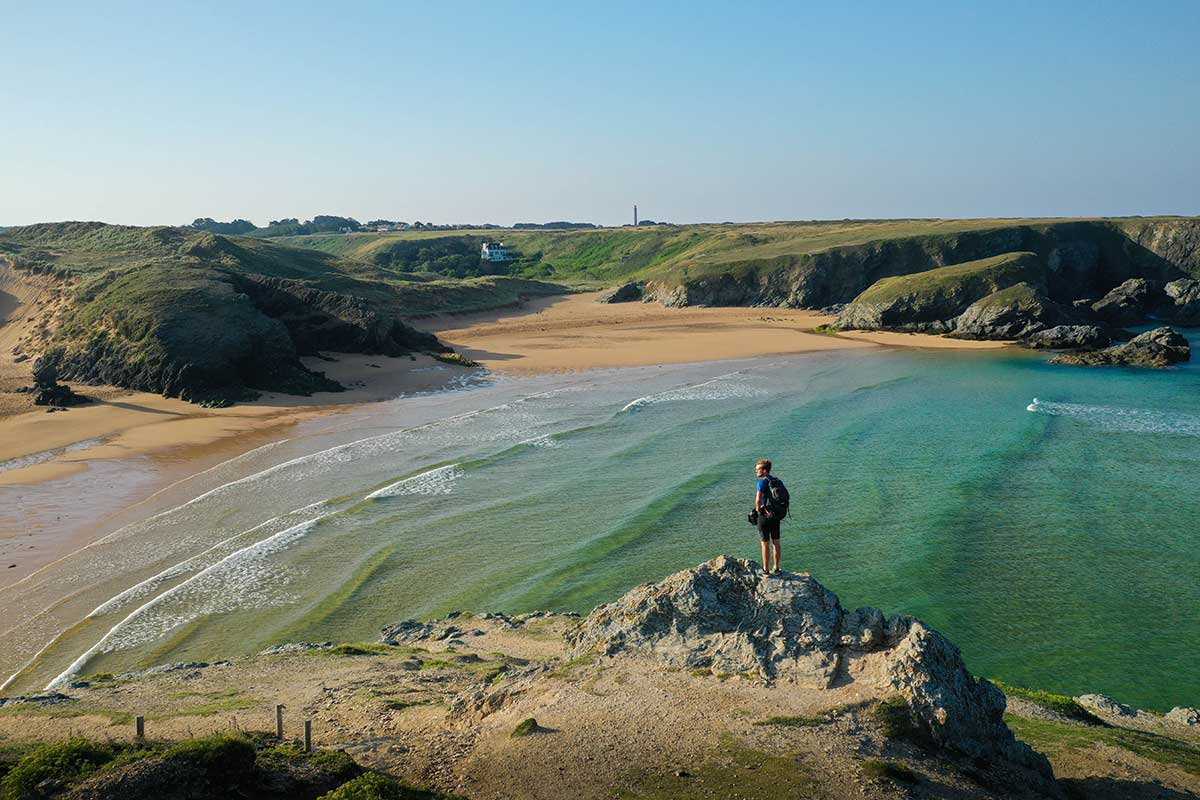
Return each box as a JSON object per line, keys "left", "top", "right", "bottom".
{"left": 2, "top": 290, "right": 1009, "bottom": 484}
{"left": 1, "top": 290, "right": 1009, "bottom": 580}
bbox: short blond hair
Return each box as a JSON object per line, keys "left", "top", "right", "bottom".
{"left": 756, "top": 459, "right": 772, "bottom": 473}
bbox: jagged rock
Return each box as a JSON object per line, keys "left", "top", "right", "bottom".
{"left": 597, "top": 282, "right": 644, "bottom": 303}
{"left": 1050, "top": 326, "right": 1190, "bottom": 367}
{"left": 380, "top": 620, "right": 437, "bottom": 644}
{"left": 0, "top": 692, "right": 76, "bottom": 708}
{"left": 1076, "top": 694, "right": 1137, "bottom": 718}
{"left": 1165, "top": 706, "right": 1200, "bottom": 727}
{"left": 952, "top": 282, "right": 1069, "bottom": 340}
{"left": 33, "top": 382, "right": 91, "bottom": 407}
{"left": 258, "top": 641, "right": 334, "bottom": 655}
{"left": 111, "top": 661, "right": 228, "bottom": 681}
{"left": 566, "top": 556, "right": 1049, "bottom": 775}
{"left": 1024, "top": 325, "right": 1111, "bottom": 350}
{"left": 1163, "top": 278, "right": 1200, "bottom": 325}
{"left": 1090, "top": 278, "right": 1161, "bottom": 326}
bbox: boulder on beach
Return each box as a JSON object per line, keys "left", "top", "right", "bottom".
{"left": 1163, "top": 278, "right": 1200, "bottom": 325}
{"left": 1050, "top": 326, "right": 1190, "bottom": 367}
{"left": 565, "top": 555, "right": 1050, "bottom": 775}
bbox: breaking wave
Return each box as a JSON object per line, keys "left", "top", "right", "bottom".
{"left": 1026, "top": 398, "right": 1200, "bottom": 436}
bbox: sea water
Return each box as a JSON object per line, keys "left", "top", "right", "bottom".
{"left": 2, "top": 337, "right": 1197, "bottom": 709}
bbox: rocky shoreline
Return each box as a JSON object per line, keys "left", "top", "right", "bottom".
{"left": 2, "top": 558, "right": 1196, "bottom": 799}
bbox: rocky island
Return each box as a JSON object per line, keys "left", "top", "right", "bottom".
{"left": 2, "top": 558, "right": 1196, "bottom": 799}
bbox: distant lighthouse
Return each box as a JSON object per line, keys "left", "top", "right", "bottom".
{"left": 634, "top": 204, "right": 638, "bottom": 226}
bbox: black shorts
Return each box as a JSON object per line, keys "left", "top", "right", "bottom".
{"left": 757, "top": 514, "right": 781, "bottom": 541}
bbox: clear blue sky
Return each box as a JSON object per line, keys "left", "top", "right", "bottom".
{"left": 3, "top": 1, "right": 1198, "bottom": 227}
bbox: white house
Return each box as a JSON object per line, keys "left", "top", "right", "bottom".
{"left": 480, "top": 241, "right": 510, "bottom": 262}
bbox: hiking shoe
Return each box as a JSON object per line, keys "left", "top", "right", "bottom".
{"left": 772, "top": 568, "right": 782, "bottom": 575}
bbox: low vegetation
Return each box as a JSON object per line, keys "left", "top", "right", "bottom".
{"left": 1006, "top": 715, "right": 1200, "bottom": 776}
{"left": 992, "top": 680, "right": 1105, "bottom": 724}
{"left": 0, "top": 733, "right": 457, "bottom": 800}
{"left": 874, "top": 696, "right": 921, "bottom": 741}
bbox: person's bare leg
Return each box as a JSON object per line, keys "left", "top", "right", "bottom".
{"left": 760, "top": 539, "right": 770, "bottom": 572}
{"left": 772, "top": 539, "right": 782, "bottom": 573}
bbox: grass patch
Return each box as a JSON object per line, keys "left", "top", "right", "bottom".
{"left": 992, "top": 680, "right": 1104, "bottom": 725}
{"left": 875, "top": 696, "right": 920, "bottom": 741}
{"left": 861, "top": 758, "right": 919, "bottom": 784}
{"left": 811, "top": 324, "right": 840, "bottom": 335}
{"left": 316, "top": 643, "right": 397, "bottom": 657}
{"left": 0, "top": 738, "right": 115, "bottom": 799}
{"left": 317, "top": 771, "right": 460, "bottom": 799}
{"left": 151, "top": 696, "right": 257, "bottom": 719}
{"left": 754, "top": 702, "right": 862, "bottom": 728}
{"left": 616, "top": 732, "right": 814, "bottom": 799}
{"left": 1006, "top": 715, "right": 1200, "bottom": 776}
{"left": 511, "top": 718, "right": 539, "bottom": 737}
{"left": 549, "top": 654, "right": 595, "bottom": 678}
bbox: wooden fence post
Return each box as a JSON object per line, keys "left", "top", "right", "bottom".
{"left": 275, "top": 704, "right": 284, "bottom": 739}
{"left": 135, "top": 715, "right": 145, "bottom": 739}
{"left": 304, "top": 719, "right": 312, "bottom": 752}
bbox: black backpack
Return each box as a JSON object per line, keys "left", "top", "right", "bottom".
{"left": 761, "top": 475, "right": 790, "bottom": 520}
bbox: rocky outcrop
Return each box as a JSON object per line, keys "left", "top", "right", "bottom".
{"left": 1024, "top": 325, "right": 1111, "bottom": 350}
{"left": 1050, "top": 326, "right": 1190, "bottom": 367}
{"left": 952, "top": 282, "right": 1070, "bottom": 340}
{"left": 1163, "top": 278, "right": 1200, "bottom": 325}
{"left": 596, "top": 282, "right": 644, "bottom": 303}
{"left": 837, "top": 252, "right": 1042, "bottom": 333}
{"left": 1166, "top": 706, "right": 1200, "bottom": 727}
{"left": 566, "top": 556, "right": 1050, "bottom": 775}
{"left": 1090, "top": 278, "right": 1161, "bottom": 326}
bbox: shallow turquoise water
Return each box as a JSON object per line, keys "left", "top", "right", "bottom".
{"left": 5, "top": 337, "right": 1198, "bottom": 709}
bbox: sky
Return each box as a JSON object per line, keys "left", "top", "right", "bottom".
{"left": 2, "top": 1, "right": 1199, "bottom": 227}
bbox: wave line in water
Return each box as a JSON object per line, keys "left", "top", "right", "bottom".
{"left": 620, "top": 370, "right": 764, "bottom": 413}
{"left": 1026, "top": 398, "right": 1200, "bottom": 436}
{"left": 366, "top": 465, "right": 463, "bottom": 499}
{"left": 45, "top": 515, "right": 327, "bottom": 690}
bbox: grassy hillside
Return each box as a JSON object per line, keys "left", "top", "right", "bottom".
{"left": 280, "top": 217, "right": 1200, "bottom": 306}
{"left": 0, "top": 223, "right": 564, "bottom": 405}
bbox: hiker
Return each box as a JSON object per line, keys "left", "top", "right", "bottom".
{"left": 752, "top": 458, "right": 789, "bottom": 574}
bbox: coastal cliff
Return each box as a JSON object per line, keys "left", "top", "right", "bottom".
{"left": 0, "top": 223, "right": 561, "bottom": 406}
{"left": 3, "top": 558, "right": 1197, "bottom": 799}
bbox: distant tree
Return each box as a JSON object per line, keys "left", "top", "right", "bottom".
{"left": 268, "top": 218, "right": 300, "bottom": 227}
{"left": 189, "top": 218, "right": 257, "bottom": 234}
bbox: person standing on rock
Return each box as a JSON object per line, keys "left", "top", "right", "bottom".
{"left": 753, "top": 459, "right": 789, "bottom": 574}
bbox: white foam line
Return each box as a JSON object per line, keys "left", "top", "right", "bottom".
{"left": 365, "top": 465, "right": 461, "bottom": 500}
{"left": 620, "top": 369, "right": 749, "bottom": 412}
{"left": 45, "top": 516, "right": 326, "bottom": 690}
{"left": 1026, "top": 397, "right": 1200, "bottom": 436}
{"left": 0, "top": 501, "right": 329, "bottom": 692}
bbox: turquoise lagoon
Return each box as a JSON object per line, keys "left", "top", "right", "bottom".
{"left": 2, "top": 334, "right": 1197, "bottom": 709}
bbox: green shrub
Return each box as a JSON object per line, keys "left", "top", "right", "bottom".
{"left": 0, "top": 738, "right": 115, "bottom": 799}
{"left": 861, "top": 758, "right": 919, "bottom": 784}
{"left": 318, "top": 771, "right": 458, "bottom": 799}
{"left": 163, "top": 733, "right": 255, "bottom": 778}
{"left": 511, "top": 718, "right": 539, "bottom": 737}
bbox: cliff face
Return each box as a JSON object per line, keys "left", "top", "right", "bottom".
{"left": 644, "top": 220, "right": 1198, "bottom": 312}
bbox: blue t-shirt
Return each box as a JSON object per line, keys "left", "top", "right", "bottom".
{"left": 757, "top": 477, "right": 769, "bottom": 495}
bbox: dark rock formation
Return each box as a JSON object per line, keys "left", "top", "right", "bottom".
{"left": 1050, "top": 326, "right": 1190, "bottom": 367}
{"left": 566, "top": 556, "right": 1051, "bottom": 776}
{"left": 952, "top": 282, "right": 1070, "bottom": 340}
{"left": 1163, "top": 278, "right": 1200, "bottom": 325}
{"left": 1090, "top": 278, "right": 1162, "bottom": 326}
{"left": 30, "top": 356, "right": 90, "bottom": 407}
{"left": 1024, "top": 325, "right": 1111, "bottom": 350}
{"left": 596, "top": 282, "right": 644, "bottom": 303}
